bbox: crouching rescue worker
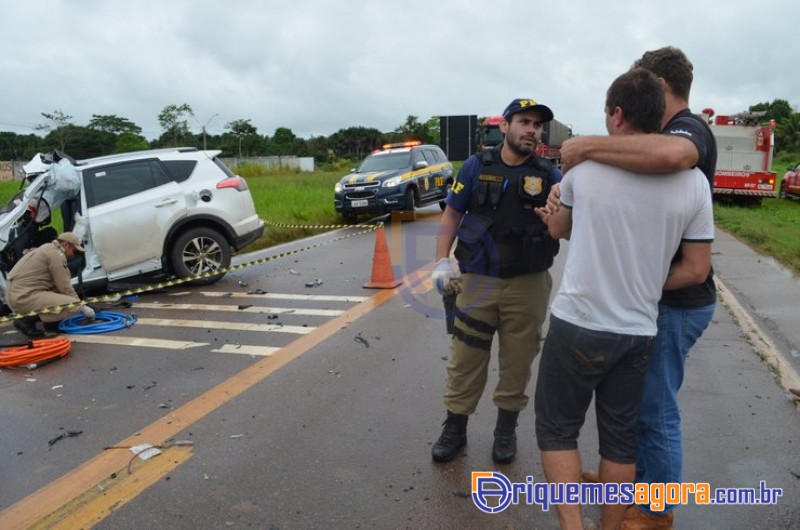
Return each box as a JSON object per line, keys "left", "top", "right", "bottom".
{"left": 430, "top": 98, "right": 562, "bottom": 463}
{"left": 7, "top": 232, "right": 95, "bottom": 337}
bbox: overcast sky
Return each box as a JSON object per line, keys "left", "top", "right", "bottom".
{"left": 0, "top": 0, "right": 797, "bottom": 142}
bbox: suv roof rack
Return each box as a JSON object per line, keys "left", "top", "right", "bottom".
{"left": 78, "top": 147, "right": 202, "bottom": 165}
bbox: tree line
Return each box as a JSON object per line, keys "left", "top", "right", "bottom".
{"left": 750, "top": 99, "right": 800, "bottom": 153}
{"left": 2, "top": 99, "right": 798, "bottom": 167}
{"left": 0, "top": 104, "right": 441, "bottom": 168}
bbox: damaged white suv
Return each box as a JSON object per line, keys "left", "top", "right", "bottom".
{"left": 0, "top": 148, "right": 264, "bottom": 305}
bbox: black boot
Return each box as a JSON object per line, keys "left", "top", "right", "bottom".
{"left": 42, "top": 320, "right": 62, "bottom": 332}
{"left": 492, "top": 408, "right": 519, "bottom": 464}
{"left": 431, "top": 411, "right": 468, "bottom": 462}
{"left": 13, "top": 315, "right": 44, "bottom": 337}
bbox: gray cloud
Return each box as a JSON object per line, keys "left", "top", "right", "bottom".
{"left": 0, "top": 0, "right": 797, "bottom": 142}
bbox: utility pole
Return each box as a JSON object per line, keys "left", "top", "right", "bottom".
{"left": 200, "top": 113, "right": 219, "bottom": 150}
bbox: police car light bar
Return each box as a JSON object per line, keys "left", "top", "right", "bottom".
{"left": 382, "top": 140, "right": 422, "bottom": 150}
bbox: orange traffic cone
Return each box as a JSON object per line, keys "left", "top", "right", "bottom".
{"left": 363, "top": 225, "right": 402, "bottom": 289}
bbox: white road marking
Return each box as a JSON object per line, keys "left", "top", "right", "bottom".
{"left": 57, "top": 290, "right": 359, "bottom": 355}
{"left": 211, "top": 344, "right": 280, "bottom": 356}
{"left": 67, "top": 334, "right": 208, "bottom": 350}
{"left": 133, "top": 302, "right": 342, "bottom": 317}
{"left": 135, "top": 318, "right": 313, "bottom": 334}
{"left": 174, "top": 291, "right": 369, "bottom": 303}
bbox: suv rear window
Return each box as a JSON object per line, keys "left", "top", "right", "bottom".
{"left": 162, "top": 160, "right": 197, "bottom": 183}
{"left": 84, "top": 160, "right": 173, "bottom": 207}
{"left": 213, "top": 158, "right": 237, "bottom": 178}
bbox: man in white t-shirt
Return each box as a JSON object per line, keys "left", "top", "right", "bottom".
{"left": 533, "top": 68, "right": 714, "bottom": 529}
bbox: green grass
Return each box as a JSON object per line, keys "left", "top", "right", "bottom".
{"left": 714, "top": 198, "right": 800, "bottom": 274}
{"left": 0, "top": 180, "right": 66, "bottom": 231}
{"left": 0, "top": 180, "right": 25, "bottom": 205}
{"left": 242, "top": 170, "right": 344, "bottom": 248}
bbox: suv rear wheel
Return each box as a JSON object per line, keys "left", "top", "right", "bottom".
{"left": 170, "top": 227, "right": 231, "bottom": 285}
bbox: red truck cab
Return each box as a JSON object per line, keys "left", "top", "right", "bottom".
{"left": 781, "top": 162, "right": 800, "bottom": 200}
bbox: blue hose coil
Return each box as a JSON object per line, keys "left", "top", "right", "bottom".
{"left": 58, "top": 311, "right": 137, "bottom": 334}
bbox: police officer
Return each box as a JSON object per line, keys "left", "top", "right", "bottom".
{"left": 7, "top": 232, "right": 94, "bottom": 337}
{"left": 430, "top": 98, "right": 562, "bottom": 463}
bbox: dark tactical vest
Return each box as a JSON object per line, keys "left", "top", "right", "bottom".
{"left": 454, "top": 146, "right": 559, "bottom": 278}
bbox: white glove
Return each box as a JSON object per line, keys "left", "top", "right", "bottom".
{"left": 80, "top": 305, "right": 96, "bottom": 321}
{"left": 432, "top": 258, "right": 456, "bottom": 294}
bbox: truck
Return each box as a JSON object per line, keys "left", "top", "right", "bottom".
{"left": 703, "top": 108, "right": 776, "bottom": 206}
{"left": 475, "top": 115, "right": 505, "bottom": 150}
{"left": 781, "top": 161, "right": 800, "bottom": 200}
{"left": 475, "top": 115, "right": 573, "bottom": 165}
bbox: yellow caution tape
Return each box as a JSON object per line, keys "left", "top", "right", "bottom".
{"left": 0, "top": 221, "right": 380, "bottom": 324}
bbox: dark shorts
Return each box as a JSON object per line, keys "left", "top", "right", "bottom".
{"left": 534, "top": 316, "right": 652, "bottom": 464}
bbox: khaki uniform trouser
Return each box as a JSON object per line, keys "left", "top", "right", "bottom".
{"left": 7, "top": 281, "right": 82, "bottom": 324}
{"left": 444, "top": 271, "right": 552, "bottom": 415}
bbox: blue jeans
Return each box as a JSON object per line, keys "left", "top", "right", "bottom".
{"left": 636, "top": 302, "right": 716, "bottom": 514}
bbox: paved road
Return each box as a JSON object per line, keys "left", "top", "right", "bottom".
{"left": 710, "top": 229, "right": 800, "bottom": 390}
{"left": 0, "top": 209, "right": 798, "bottom": 529}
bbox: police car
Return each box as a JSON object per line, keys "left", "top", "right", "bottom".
{"left": 334, "top": 142, "right": 454, "bottom": 222}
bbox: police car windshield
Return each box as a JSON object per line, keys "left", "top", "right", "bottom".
{"left": 357, "top": 152, "right": 411, "bottom": 173}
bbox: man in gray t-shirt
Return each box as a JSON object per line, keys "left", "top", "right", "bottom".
{"left": 533, "top": 68, "right": 713, "bottom": 529}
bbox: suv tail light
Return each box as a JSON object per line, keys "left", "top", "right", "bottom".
{"left": 217, "top": 176, "right": 248, "bottom": 191}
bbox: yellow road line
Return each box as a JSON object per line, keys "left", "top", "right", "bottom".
{"left": 30, "top": 446, "right": 194, "bottom": 530}
{"left": 0, "top": 286, "right": 401, "bottom": 529}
